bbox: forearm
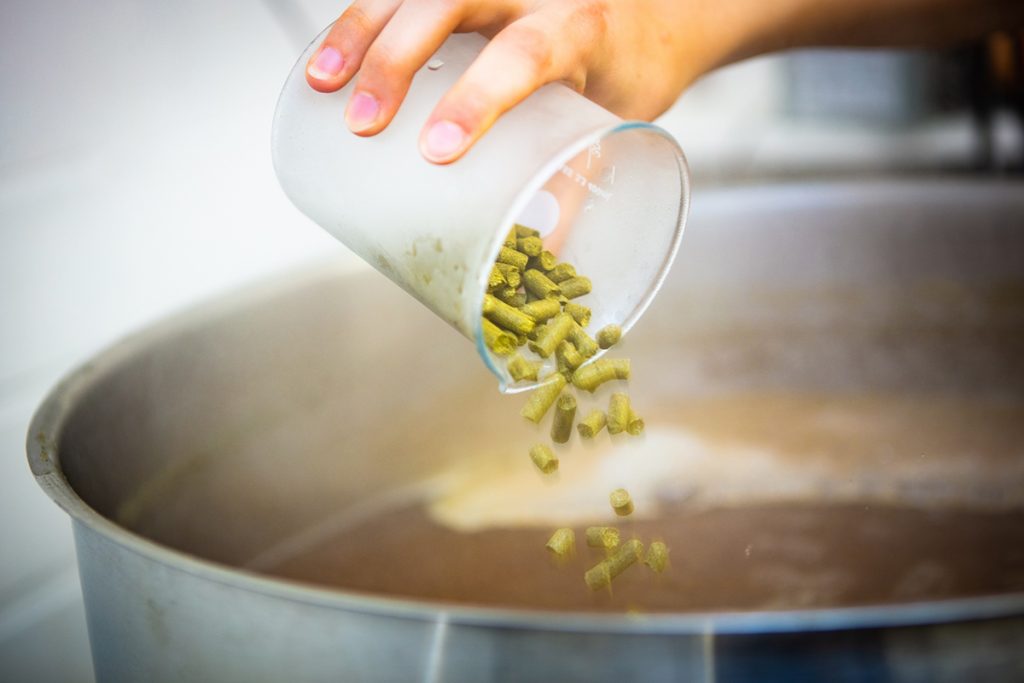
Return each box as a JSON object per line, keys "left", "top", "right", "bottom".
{"left": 706, "top": 0, "right": 1024, "bottom": 68}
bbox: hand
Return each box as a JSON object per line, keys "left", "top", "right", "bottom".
{"left": 304, "top": 0, "right": 715, "bottom": 165}
{"left": 305, "top": 0, "right": 1023, "bottom": 165}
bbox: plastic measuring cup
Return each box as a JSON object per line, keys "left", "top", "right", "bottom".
{"left": 273, "top": 27, "right": 690, "bottom": 392}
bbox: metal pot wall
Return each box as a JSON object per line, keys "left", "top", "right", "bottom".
{"left": 28, "top": 179, "right": 1024, "bottom": 682}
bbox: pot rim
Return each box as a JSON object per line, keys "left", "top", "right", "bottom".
{"left": 28, "top": 185, "right": 1024, "bottom": 635}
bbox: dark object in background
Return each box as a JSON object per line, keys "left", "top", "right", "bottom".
{"left": 786, "top": 32, "right": 1024, "bottom": 172}
{"left": 970, "top": 31, "right": 1024, "bottom": 171}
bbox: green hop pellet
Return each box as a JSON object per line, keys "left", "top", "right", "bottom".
{"left": 584, "top": 538, "right": 643, "bottom": 590}
{"left": 493, "top": 286, "right": 520, "bottom": 305}
{"left": 507, "top": 353, "right": 541, "bottom": 382}
{"left": 550, "top": 393, "right": 577, "bottom": 444}
{"left": 520, "top": 373, "right": 568, "bottom": 423}
{"left": 497, "top": 246, "right": 528, "bottom": 272}
{"left": 607, "top": 392, "right": 631, "bottom": 435}
{"left": 547, "top": 263, "right": 577, "bottom": 283}
{"left": 609, "top": 488, "right": 634, "bottom": 516}
{"left": 495, "top": 262, "right": 522, "bottom": 289}
{"left": 585, "top": 526, "right": 620, "bottom": 550}
{"left": 523, "top": 269, "right": 561, "bottom": 299}
{"left": 571, "top": 358, "right": 630, "bottom": 392}
{"left": 515, "top": 224, "right": 540, "bottom": 238}
{"left": 530, "top": 444, "right": 559, "bottom": 474}
{"left": 508, "top": 292, "right": 527, "bottom": 308}
{"left": 520, "top": 298, "right": 561, "bottom": 323}
{"left": 645, "top": 541, "right": 669, "bottom": 573}
{"left": 627, "top": 408, "right": 645, "bottom": 436}
{"left": 597, "top": 324, "right": 622, "bottom": 349}
{"left": 483, "top": 294, "right": 535, "bottom": 336}
{"left": 546, "top": 528, "right": 575, "bottom": 558}
{"left": 568, "top": 323, "right": 599, "bottom": 358}
{"left": 482, "top": 318, "right": 517, "bottom": 356}
{"left": 516, "top": 236, "right": 543, "bottom": 257}
{"left": 504, "top": 228, "right": 517, "bottom": 249}
{"left": 564, "top": 303, "right": 591, "bottom": 327}
{"left": 577, "top": 409, "right": 607, "bottom": 438}
{"left": 529, "top": 250, "right": 557, "bottom": 272}
{"left": 488, "top": 266, "right": 506, "bottom": 290}
{"left": 528, "top": 312, "right": 574, "bottom": 358}
{"left": 556, "top": 340, "right": 585, "bottom": 372}
{"left": 559, "top": 276, "right": 592, "bottom": 299}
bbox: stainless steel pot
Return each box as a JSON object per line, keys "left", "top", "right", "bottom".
{"left": 28, "top": 180, "right": 1024, "bottom": 682}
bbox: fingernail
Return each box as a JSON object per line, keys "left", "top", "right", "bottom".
{"left": 423, "top": 120, "right": 467, "bottom": 161}
{"left": 346, "top": 92, "right": 380, "bottom": 132}
{"left": 308, "top": 46, "right": 344, "bottom": 79}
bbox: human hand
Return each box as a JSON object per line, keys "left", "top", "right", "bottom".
{"left": 304, "top": 0, "right": 716, "bottom": 165}
{"left": 305, "top": 0, "right": 1023, "bottom": 165}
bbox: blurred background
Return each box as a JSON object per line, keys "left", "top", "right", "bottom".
{"left": 1, "top": 1, "right": 1022, "bottom": 680}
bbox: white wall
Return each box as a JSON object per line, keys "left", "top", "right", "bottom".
{"left": 0, "top": 2, "right": 347, "bottom": 680}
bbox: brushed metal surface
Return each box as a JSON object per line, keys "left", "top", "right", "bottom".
{"left": 29, "top": 179, "right": 1024, "bottom": 682}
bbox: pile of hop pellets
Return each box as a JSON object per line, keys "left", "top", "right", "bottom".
{"left": 481, "top": 224, "right": 669, "bottom": 591}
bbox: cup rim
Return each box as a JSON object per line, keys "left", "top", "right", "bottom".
{"left": 474, "top": 119, "right": 691, "bottom": 393}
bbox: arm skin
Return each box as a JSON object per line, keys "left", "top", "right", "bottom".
{"left": 304, "top": 0, "right": 1024, "bottom": 164}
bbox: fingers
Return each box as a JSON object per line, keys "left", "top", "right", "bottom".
{"left": 305, "top": 0, "right": 402, "bottom": 93}
{"left": 419, "top": 13, "right": 588, "bottom": 164}
{"left": 343, "top": 0, "right": 468, "bottom": 135}
{"left": 306, "top": 0, "right": 600, "bottom": 165}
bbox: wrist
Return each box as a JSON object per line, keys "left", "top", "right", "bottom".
{"left": 689, "top": 0, "right": 808, "bottom": 70}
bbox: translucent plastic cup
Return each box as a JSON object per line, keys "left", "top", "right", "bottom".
{"left": 273, "top": 28, "right": 690, "bottom": 391}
